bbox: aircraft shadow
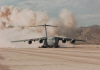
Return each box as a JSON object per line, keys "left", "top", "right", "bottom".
{"left": 59, "top": 47, "right": 84, "bottom": 48}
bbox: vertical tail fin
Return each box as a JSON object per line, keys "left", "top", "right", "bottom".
{"left": 30, "top": 23, "right": 57, "bottom": 37}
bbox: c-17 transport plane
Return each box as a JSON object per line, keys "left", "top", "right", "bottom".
{"left": 11, "top": 24, "right": 86, "bottom": 48}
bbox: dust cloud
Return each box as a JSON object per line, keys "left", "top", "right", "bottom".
{"left": 0, "top": 6, "right": 77, "bottom": 48}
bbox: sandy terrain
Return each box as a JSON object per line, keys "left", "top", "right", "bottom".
{"left": 0, "top": 45, "right": 100, "bottom": 70}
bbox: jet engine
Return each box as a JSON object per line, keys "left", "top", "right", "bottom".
{"left": 62, "top": 39, "right": 66, "bottom": 43}
{"left": 39, "top": 39, "right": 43, "bottom": 43}
{"left": 71, "top": 39, "right": 75, "bottom": 44}
{"left": 28, "top": 40, "right": 32, "bottom": 44}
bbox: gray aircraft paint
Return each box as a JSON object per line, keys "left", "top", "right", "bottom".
{"left": 11, "top": 24, "right": 86, "bottom": 48}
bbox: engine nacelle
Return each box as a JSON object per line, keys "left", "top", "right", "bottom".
{"left": 39, "top": 39, "right": 43, "bottom": 43}
{"left": 62, "top": 39, "right": 66, "bottom": 43}
{"left": 28, "top": 40, "right": 32, "bottom": 44}
{"left": 71, "top": 39, "right": 75, "bottom": 44}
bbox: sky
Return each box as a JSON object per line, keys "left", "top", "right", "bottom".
{"left": 0, "top": 0, "right": 100, "bottom": 27}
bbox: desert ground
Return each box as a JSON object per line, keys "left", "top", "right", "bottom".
{"left": 0, "top": 45, "right": 100, "bottom": 70}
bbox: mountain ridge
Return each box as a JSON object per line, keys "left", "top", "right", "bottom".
{"left": 75, "top": 25, "right": 100, "bottom": 45}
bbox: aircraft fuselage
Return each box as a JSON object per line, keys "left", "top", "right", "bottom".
{"left": 44, "top": 36, "right": 59, "bottom": 47}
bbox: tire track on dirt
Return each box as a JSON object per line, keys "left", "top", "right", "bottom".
{"left": 1, "top": 48, "right": 100, "bottom": 60}
{"left": 1, "top": 48, "right": 100, "bottom": 65}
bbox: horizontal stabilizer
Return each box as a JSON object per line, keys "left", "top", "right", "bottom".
{"left": 30, "top": 25, "right": 44, "bottom": 27}
{"left": 30, "top": 24, "right": 57, "bottom": 27}
{"left": 46, "top": 25, "right": 57, "bottom": 27}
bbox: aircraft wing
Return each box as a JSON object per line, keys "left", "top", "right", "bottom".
{"left": 71, "top": 39, "right": 86, "bottom": 41}
{"left": 57, "top": 37, "right": 86, "bottom": 41}
{"left": 10, "top": 37, "right": 47, "bottom": 42}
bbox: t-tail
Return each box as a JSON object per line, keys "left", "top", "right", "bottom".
{"left": 30, "top": 23, "right": 57, "bottom": 37}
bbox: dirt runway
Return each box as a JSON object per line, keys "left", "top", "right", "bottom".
{"left": 0, "top": 45, "right": 100, "bottom": 70}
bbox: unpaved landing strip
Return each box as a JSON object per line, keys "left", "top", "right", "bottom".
{"left": 0, "top": 45, "right": 100, "bottom": 70}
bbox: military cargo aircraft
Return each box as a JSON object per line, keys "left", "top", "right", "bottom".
{"left": 11, "top": 24, "right": 86, "bottom": 48}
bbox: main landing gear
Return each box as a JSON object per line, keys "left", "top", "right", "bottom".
{"left": 39, "top": 45, "right": 60, "bottom": 48}
{"left": 55, "top": 45, "right": 60, "bottom": 48}
{"left": 38, "top": 45, "right": 47, "bottom": 48}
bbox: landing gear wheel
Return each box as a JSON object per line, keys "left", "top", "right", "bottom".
{"left": 55, "top": 45, "right": 60, "bottom": 48}
{"left": 41, "top": 46, "right": 47, "bottom": 48}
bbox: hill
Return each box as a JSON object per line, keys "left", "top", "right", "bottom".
{"left": 75, "top": 25, "right": 100, "bottom": 45}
